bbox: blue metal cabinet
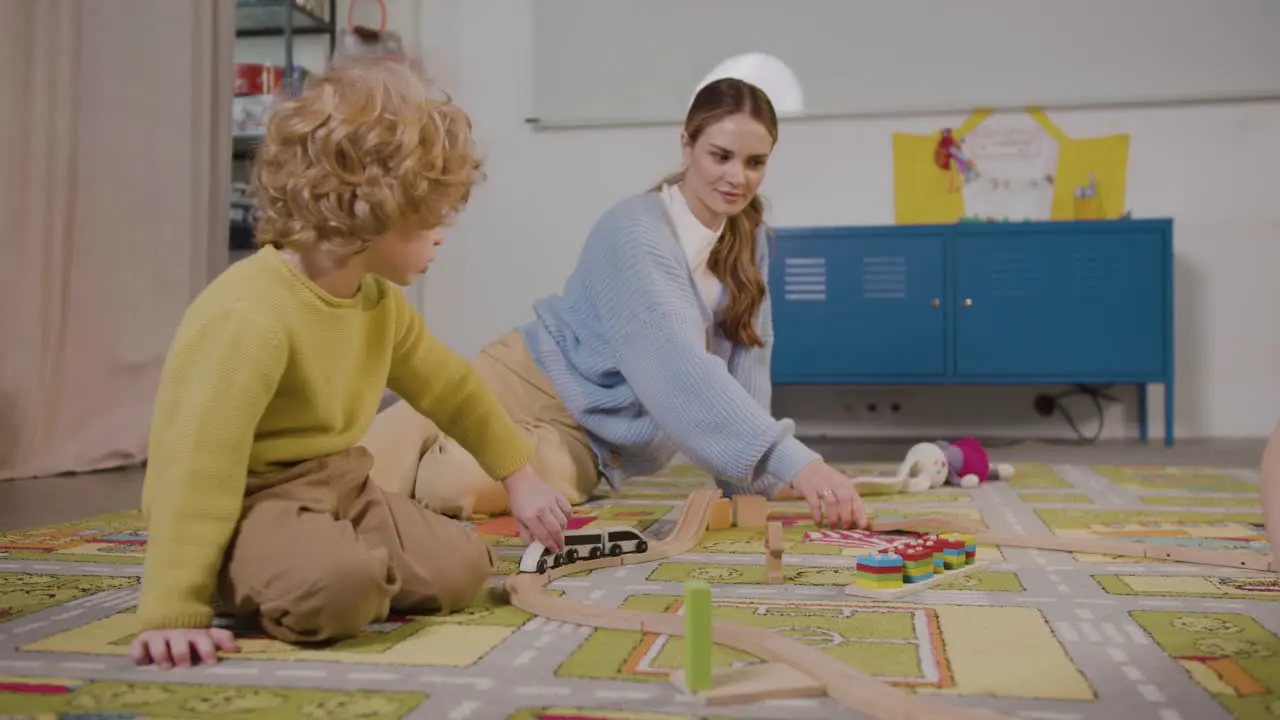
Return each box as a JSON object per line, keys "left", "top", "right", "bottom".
{"left": 951, "top": 222, "right": 1170, "bottom": 379}
{"left": 770, "top": 226, "right": 948, "bottom": 380}
{"left": 767, "top": 220, "right": 1175, "bottom": 445}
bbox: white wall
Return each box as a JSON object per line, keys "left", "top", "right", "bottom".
{"left": 245, "top": 0, "right": 1280, "bottom": 441}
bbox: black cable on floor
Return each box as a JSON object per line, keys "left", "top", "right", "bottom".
{"left": 982, "top": 383, "right": 1121, "bottom": 448}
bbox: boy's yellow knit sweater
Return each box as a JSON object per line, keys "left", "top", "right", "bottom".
{"left": 136, "top": 246, "right": 532, "bottom": 631}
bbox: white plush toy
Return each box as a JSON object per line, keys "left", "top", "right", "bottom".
{"left": 848, "top": 442, "right": 951, "bottom": 495}
{"left": 897, "top": 442, "right": 951, "bottom": 492}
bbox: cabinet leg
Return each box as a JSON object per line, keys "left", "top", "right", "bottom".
{"left": 1164, "top": 383, "right": 1175, "bottom": 447}
{"left": 1137, "top": 384, "right": 1148, "bottom": 442}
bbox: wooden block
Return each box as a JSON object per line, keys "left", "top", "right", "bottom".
{"left": 707, "top": 497, "right": 732, "bottom": 530}
{"left": 669, "top": 662, "right": 825, "bottom": 705}
{"left": 733, "top": 494, "right": 769, "bottom": 528}
{"left": 765, "top": 520, "right": 784, "bottom": 584}
{"left": 684, "top": 581, "right": 713, "bottom": 692}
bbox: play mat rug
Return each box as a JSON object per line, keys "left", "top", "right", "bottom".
{"left": 0, "top": 462, "right": 1277, "bottom": 720}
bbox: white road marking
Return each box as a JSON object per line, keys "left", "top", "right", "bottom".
{"left": 207, "top": 666, "right": 258, "bottom": 676}
{"left": 1107, "top": 647, "right": 1128, "bottom": 663}
{"left": 1158, "top": 709, "right": 1183, "bottom": 720}
{"left": 1075, "top": 608, "right": 1094, "bottom": 620}
{"left": 1124, "top": 624, "right": 1151, "bottom": 644}
{"left": 420, "top": 675, "right": 494, "bottom": 691}
{"left": 347, "top": 671, "right": 399, "bottom": 681}
{"left": 512, "top": 650, "right": 538, "bottom": 666}
{"left": 1120, "top": 665, "right": 1144, "bottom": 681}
{"left": 1078, "top": 622, "right": 1101, "bottom": 643}
{"left": 448, "top": 701, "right": 481, "bottom": 719}
{"left": 593, "top": 689, "right": 653, "bottom": 699}
{"left": 763, "top": 698, "right": 820, "bottom": 708}
{"left": 1138, "top": 684, "right": 1166, "bottom": 702}
{"left": 1053, "top": 622, "right": 1080, "bottom": 642}
{"left": 1101, "top": 623, "right": 1126, "bottom": 644}
{"left": 514, "top": 685, "right": 572, "bottom": 696}
{"left": 58, "top": 661, "right": 106, "bottom": 670}
{"left": 275, "top": 669, "right": 326, "bottom": 678}
{"left": 51, "top": 609, "right": 85, "bottom": 621}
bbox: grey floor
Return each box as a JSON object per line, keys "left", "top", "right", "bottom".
{"left": 0, "top": 437, "right": 1264, "bottom": 533}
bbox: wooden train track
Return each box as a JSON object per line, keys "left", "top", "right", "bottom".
{"left": 871, "top": 515, "right": 1279, "bottom": 572}
{"left": 503, "top": 489, "right": 1276, "bottom": 719}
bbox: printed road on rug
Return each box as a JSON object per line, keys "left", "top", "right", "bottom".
{"left": 0, "top": 462, "right": 1276, "bottom": 720}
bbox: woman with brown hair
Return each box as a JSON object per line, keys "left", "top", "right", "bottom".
{"left": 360, "top": 77, "right": 866, "bottom": 533}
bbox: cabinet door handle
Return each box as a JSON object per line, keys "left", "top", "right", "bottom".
{"left": 930, "top": 298, "right": 940, "bottom": 308}
{"left": 962, "top": 298, "right": 974, "bottom": 307}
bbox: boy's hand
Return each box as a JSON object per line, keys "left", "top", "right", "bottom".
{"left": 503, "top": 465, "right": 571, "bottom": 553}
{"left": 130, "top": 627, "right": 240, "bottom": 668}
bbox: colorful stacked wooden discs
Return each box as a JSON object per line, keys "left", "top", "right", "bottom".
{"left": 895, "top": 544, "right": 936, "bottom": 583}
{"left": 855, "top": 551, "right": 904, "bottom": 590}
{"left": 941, "top": 532, "right": 978, "bottom": 565}
{"left": 939, "top": 536, "right": 968, "bottom": 570}
{"left": 920, "top": 536, "right": 945, "bottom": 572}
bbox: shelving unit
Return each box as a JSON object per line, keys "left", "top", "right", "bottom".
{"left": 231, "top": 0, "right": 337, "bottom": 252}
{"left": 235, "top": 0, "right": 335, "bottom": 38}
{"left": 233, "top": 0, "right": 337, "bottom": 159}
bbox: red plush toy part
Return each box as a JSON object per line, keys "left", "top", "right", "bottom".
{"left": 950, "top": 437, "right": 991, "bottom": 483}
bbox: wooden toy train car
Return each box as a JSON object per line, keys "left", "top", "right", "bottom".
{"left": 519, "top": 525, "right": 650, "bottom": 574}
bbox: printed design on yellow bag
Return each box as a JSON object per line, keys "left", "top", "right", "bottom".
{"left": 893, "top": 108, "right": 1129, "bottom": 225}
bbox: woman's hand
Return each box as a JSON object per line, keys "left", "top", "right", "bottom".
{"left": 788, "top": 460, "right": 868, "bottom": 529}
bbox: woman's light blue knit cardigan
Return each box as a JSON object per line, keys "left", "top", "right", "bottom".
{"left": 519, "top": 191, "right": 821, "bottom": 498}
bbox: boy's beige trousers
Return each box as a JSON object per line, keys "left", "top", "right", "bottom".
{"left": 358, "top": 330, "right": 603, "bottom": 518}
{"left": 216, "top": 445, "right": 494, "bottom": 643}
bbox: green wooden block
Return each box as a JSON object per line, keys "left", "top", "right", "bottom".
{"left": 683, "top": 579, "right": 712, "bottom": 692}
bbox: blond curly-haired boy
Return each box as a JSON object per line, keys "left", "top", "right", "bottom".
{"left": 131, "top": 60, "right": 571, "bottom": 669}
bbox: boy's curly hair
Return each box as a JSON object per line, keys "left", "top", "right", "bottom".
{"left": 251, "top": 59, "right": 482, "bottom": 254}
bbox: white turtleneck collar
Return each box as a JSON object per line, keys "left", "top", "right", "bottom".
{"left": 661, "top": 183, "right": 725, "bottom": 317}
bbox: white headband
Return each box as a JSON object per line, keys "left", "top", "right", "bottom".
{"left": 690, "top": 52, "right": 805, "bottom": 116}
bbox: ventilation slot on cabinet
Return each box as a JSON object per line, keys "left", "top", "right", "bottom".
{"left": 783, "top": 257, "right": 826, "bottom": 301}
{"left": 1073, "top": 253, "right": 1120, "bottom": 296}
{"left": 861, "top": 255, "right": 907, "bottom": 299}
{"left": 989, "top": 254, "right": 1041, "bottom": 298}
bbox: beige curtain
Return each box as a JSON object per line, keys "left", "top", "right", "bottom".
{"left": 0, "top": 0, "right": 235, "bottom": 480}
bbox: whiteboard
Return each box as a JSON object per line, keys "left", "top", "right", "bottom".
{"left": 530, "top": 0, "right": 1280, "bottom": 128}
